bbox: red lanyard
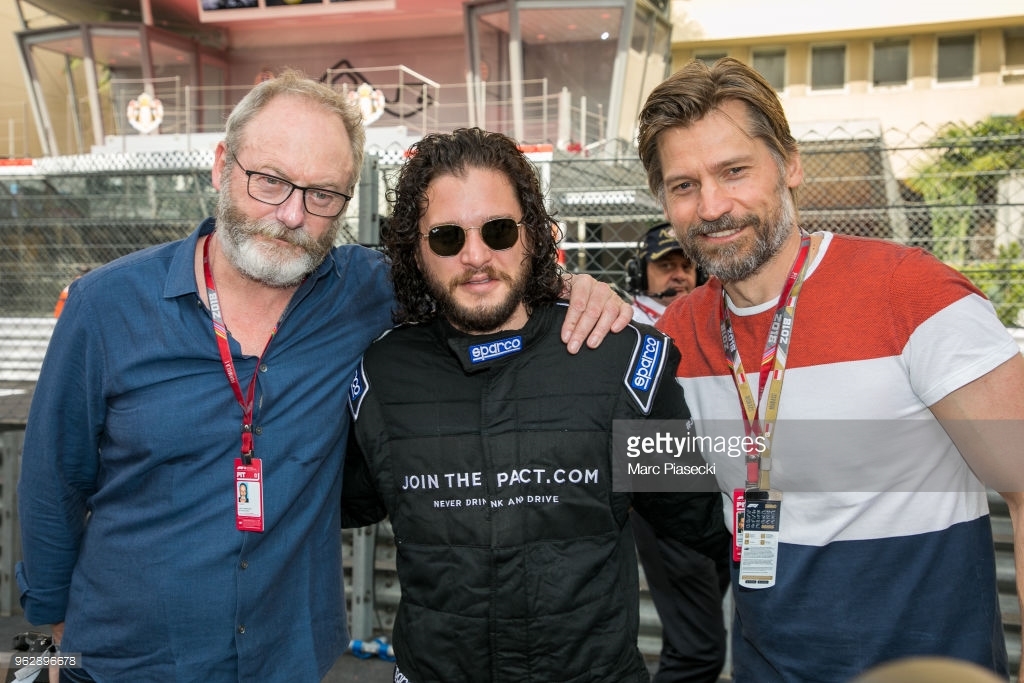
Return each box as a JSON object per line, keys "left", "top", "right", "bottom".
{"left": 633, "top": 298, "right": 662, "bottom": 323}
{"left": 203, "top": 233, "right": 277, "bottom": 465}
{"left": 719, "top": 233, "right": 811, "bottom": 490}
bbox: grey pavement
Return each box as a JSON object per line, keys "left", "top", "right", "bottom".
{"left": 325, "top": 646, "right": 396, "bottom": 683}
{"left": 0, "top": 611, "right": 396, "bottom": 682}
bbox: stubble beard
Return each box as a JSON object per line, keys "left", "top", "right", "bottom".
{"left": 682, "top": 183, "right": 798, "bottom": 284}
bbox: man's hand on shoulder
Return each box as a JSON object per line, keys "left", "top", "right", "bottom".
{"left": 560, "top": 274, "right": 632, "bottom": 354}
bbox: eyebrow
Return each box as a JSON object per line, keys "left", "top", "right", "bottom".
{"left": 709, "top": 154, "right": 756, "bottom": 173}
{"left": 663, "top": 154, "right": 757, "bottom": 186}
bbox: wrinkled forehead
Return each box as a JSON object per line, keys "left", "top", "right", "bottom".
{"left": 237, "top": 96, "right": 357, "bottom": 184}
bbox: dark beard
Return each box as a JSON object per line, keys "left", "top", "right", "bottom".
{"left": 427, "top": 265, "right": 529, "bottom": 333}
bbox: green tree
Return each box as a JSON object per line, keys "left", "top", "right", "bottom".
{"left": 906, "top": 113, "right": 1024, "bottom": 264}
{"left": 956, "top": 243, "right": 1024, "bottom": 326}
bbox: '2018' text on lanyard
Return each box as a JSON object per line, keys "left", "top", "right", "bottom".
{"left": 719, "top": 233, "right": 811, "bottom": 491}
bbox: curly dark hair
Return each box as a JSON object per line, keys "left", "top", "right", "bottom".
{"left": 384, "top": 127, "right": 563, "bottom": 325}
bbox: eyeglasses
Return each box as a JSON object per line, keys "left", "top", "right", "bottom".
{"left": 421, "top": 218, "right": 523, "bottom": 257}
{"left": 234, "top": 159, "right": 352, "bottom": 218}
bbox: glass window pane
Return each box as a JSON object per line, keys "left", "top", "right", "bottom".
{"left": 519, "top": 7, "right": 622, "bottom": 144}
{"left": 873, "top": 40, "right": 909, "bottom": 86}
{"left": 937, "top": 34, "right": 975, "bottom": 81}
{"left": 753, "top": 49, "right": 785, "bottom": 91}
{"left": 811, "top": 45, "right": 846, "bottom": 90}
{"left": 1005, "top": 29, "right": 1024, "bottom": 69}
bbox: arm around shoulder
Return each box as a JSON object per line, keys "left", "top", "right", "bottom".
{"left": 560, "top": 273, "right": 633, "bottom": 354}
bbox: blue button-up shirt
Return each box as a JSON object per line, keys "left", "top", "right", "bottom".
{"left": 17, "top": 218, "right": 394, "bottom": 681}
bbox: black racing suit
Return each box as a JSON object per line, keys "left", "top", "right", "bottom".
{"left": 343, "top": 302, "right": 730, "bottom": 683}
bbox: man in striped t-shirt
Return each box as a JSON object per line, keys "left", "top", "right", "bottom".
{"left": 638, "top": 56, "right": 1024, "bottom": 683}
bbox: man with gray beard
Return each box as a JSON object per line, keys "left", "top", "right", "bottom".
{"left": 639, "top": 57, "right": 1024, "bottom": 683}
{"left": 16, "top": 70, "right": 632, "bottom": 682}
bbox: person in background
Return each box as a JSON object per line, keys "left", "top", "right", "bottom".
{"left": 627, "top": 223, "right": 727, "bottom": 683}
{"left": 17, "top": 71, "right": 632, "bottom": 682}
{"left": 627, "top": 223, "right": 700, "bottom": 326}
{"left": 638, "top": 56, "right": 1024, "bottom": 682}
{"left": 342, "top": 127, "right": 731, "bottom": 682}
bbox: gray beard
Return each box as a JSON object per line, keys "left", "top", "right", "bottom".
{"left": 214, "top": 192, "right": 337, "bottom": 288}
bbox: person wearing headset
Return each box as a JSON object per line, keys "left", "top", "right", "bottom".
{"left": 627, "top": 223, "right": 704, "bottom": 325}
{"left": 627, "top": 223, "right": 727, "bottom": 683}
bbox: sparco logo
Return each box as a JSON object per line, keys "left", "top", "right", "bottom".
{"left": 469, "top": 336, "right": 523, "bottom": 363}
{"left": 631, "top": 335, "right": 663, "bottom": 390}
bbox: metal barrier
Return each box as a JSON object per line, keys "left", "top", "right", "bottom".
{"left": 0, "top": 319, "right": 55, "bottom": 383}
{"left": 1, "top": 123, "right": 1023, "bottom": 322}
{"left": 0, "top": 429, "right": 22, "bottom": 617}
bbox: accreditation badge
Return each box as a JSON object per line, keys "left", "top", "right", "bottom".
{"left": 738, "top": 489, "right": 782, "bottom": 589}
{"left": 235, "top": 457, "right": 265, "bottom": 533}
{"left": 732, "top": 488, "right": 745, "bottom": 562}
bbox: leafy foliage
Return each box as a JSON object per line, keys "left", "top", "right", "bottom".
{"left": 905, "top": 113, "right": 1024, "bottom": 265}
{"left": 956, "top": 243, "right": 1024, "bottom": 327}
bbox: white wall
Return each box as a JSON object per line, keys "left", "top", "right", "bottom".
{"left": 671, "top": 0, "right": 1024, "bottom": 41}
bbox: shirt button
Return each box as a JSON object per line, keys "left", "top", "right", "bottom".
{"left": 238, "top": 625, "right": 246, "bottom": 634}
{"left": 240, "top": 560, "right": 248, "bottom": 570}
{"left": 259, "top": 363, "right": 268, "bottom": 372}
{"left": 254, "top": 426, "right": 262, "bottom": 435}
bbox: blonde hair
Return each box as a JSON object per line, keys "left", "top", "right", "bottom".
{"left": 638, "top": 57, "right": 797, "bottom": 204}
{"left": 223, "top": 68, "right": 366, "bottom": 193}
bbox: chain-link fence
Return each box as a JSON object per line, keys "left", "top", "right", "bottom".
{"left": 1, "top": 121, "right": 1023, "bottom": 412}
{"left": 547, "top": 123, "right": 1024, "bottom": 328}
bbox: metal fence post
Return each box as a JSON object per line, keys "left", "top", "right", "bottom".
{"left": 348, "top": 524, "right": 376, "bottom": 641}
{"left": 0, "top": 429, "right": 23, "bottom": 617}
{"left": 358, "top": 153, "right": 381, "bottom": 247}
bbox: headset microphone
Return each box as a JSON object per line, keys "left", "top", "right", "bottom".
{"left": 648, "top": 288, "right": 678, "bottom": 299}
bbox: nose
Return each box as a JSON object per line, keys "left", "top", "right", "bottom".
{"left": 697, "top": 180, "right": 733, "bottom": 222}
{"left": 275, "top": 188, "right": 307, "bottom": 229}
{"left": 457, "top": 227, "right": 491, "bottom": 266}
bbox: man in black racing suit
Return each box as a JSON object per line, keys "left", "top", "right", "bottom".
{"left": 342, "top": 128, "right": 730, "bottom": 683}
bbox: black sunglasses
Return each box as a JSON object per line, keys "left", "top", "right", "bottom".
{"left": 422, "top": 218, "right": 523, "bottom": 257}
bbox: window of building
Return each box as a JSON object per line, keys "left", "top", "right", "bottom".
{"left": 811, "top": 44, "right": 846, "bottom": 90}
{"left": 753, "top": 48, "right": 786, "bottom": 91}
{"left": 872, "top": 39, "right": 909, "bottom": 87}
{"left": 695, "top": 52, "right": 727, "bottom": 67}
{"left": 937, "top": 34, "right": 975, "bottom": 82}
{"left": 1006, "top": 28, "right": 1024, "bottom": 82}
